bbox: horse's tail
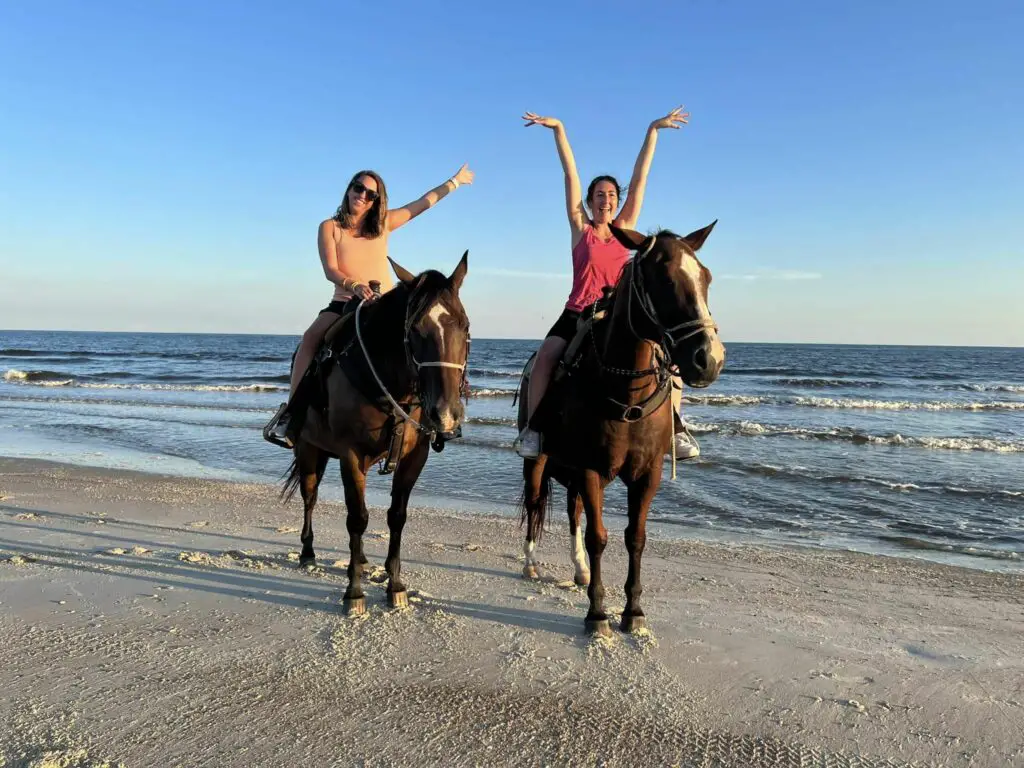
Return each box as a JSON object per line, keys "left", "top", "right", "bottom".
{"left": 280, "top": 457, "right": 301, "bottom": 503}
{"left": 517, "top": 466, "right": 552, "bottom": 541}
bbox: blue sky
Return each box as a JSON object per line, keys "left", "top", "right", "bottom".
{"left": 1, "top": 1, "right": 1021, "bottom": 345}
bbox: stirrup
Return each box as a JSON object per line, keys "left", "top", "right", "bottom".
{"left": 262, "top": 402, "right": 294, "bottom": 449}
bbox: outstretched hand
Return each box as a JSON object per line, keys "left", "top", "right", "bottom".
{"left": 453, "top": 163, "right": 475, "bottom": 186}
{"left": 651, "top": 106, "right": 690, "bottom": 131}
{"left": 522, "top": 112, "right": 562, "bottom": 129}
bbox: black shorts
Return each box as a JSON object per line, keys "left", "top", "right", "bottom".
{"left": 319, "top": 297, "right": 361, "bottom": 316}
{"left": 545, "top": 309, "right": 581, "bottom": 343}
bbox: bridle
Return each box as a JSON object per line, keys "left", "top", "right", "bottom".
{"left": 354, "top": 286, "right": 468, "bottom": 437}
{"left": 626, "top": 235, "right": 719, "bottom": 351}
{"left": 586, "top": 234, "right": 719, "bottom": 419}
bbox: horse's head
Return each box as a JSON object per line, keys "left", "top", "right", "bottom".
{"left": 388, "top": 252, "right": 471, "bottom": 439}
{"left": 610, "top": 222, "right": 725, "bottom": 388}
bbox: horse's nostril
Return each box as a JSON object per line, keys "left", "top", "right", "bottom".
{"left": 693, "top": 347, "right": 708, "bottom": 372}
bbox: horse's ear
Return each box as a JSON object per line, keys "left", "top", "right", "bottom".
{"left": 449, "top": 250, "right": 468, "bottom": 292}
{"left": 609, "top": 224, "right": 647, "bottom": 251}
{"left": 681, "top": 220, "right": 718, "bottom": 253}
{"left": 388, "top": 257, "right": 416, "bottom": 284}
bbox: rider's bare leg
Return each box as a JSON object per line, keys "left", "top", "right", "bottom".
{"left": 527, "top": 337, "right": 567, "bottom": 424}
{"left": 516, "top": 336, "right": 567, "bottom": 458}
{"left": 265, "top": 311, "right": 341, "bottom": 447}
{"left": 291, "top": 312, "right": 341, "bottom": 396}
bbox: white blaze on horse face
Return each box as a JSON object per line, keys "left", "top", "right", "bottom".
{"left": 427, "top": 303, "right": 449, "bottom": 355}
{"left": 678, "top": 250, "right": 725, "bottom": 363}
{"left": 423, "top": 300, "right": 464, "bottom": 433}
{"left": 678, "top": 252, "right": 712, "bottom": 323}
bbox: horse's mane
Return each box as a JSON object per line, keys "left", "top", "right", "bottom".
{"left": 607, "top": 230, "right": 679, "bottom": 290}
{"left": 343, "top": 269, "right": 451, "bottom": 346}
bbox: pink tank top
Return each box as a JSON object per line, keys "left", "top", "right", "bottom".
{"left": 565, "top": 225, "right": 631, "bottom": 312}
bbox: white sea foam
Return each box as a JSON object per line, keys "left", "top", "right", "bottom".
{"left": 689, "top": 419, "right": 1024, "bottom": 453}
{"left": 793, "top": 396, "right": 1024, "bottom": 411}
{"left": 3, "top": 371, "right": 287, "bottom": 393}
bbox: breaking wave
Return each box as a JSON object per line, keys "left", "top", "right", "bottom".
{"left": 688, "top": 419, "right": 1024, "bottom": 452}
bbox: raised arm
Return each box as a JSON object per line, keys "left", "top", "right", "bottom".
{"left": 318, "top": 219, "right": 373, "bottom": 300}
{"left": 386, "top": 164, "right": 475, "bottom": 232}
{"left": 523, "top": 112, "right": 586, "bottom": 236}
{"left": 617, "top": 106, "right": 689, "bottom": 229}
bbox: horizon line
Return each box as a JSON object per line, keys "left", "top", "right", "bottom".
{"left": 0, "top": 329, "right": 1020, "bottom": 350}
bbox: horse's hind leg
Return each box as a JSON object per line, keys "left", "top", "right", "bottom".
{"left": 339, "top": 451, "right": 370, "bottom": 615}
{"left": 521, "top": 457, "right": 549, "bottom": 580}
{"left": 566, "top": 486, "right": 590, "bottom": 586}
{"left": 297, "top": 443, "right": 329, "bottom": 566}
{"left": 384, "top": 437, "right": 429, "bottom": 609}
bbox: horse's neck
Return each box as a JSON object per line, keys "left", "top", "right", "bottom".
{"left": 595, "top": 278, "right": 662, "bottom": 399}
{"left": 360, "top": 293, "right": 414, "bottom": 395}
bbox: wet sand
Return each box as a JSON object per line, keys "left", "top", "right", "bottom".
{"left": 1, "top": 458, "right": 1021, "bottom": 767}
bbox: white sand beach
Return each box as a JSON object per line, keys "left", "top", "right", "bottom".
{"left": 1, "top": 458, "right": 1021, "bottom": 767}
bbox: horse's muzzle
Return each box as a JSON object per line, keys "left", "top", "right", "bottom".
{"left": 676, "top": 337, "right": 725, "bottom": 388}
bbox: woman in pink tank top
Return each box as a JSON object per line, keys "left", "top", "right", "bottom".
{"left": 514, "top": 107, "right": 692, "bottom": 459}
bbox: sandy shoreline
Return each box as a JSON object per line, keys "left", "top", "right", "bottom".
{"left": 1, "top": 457, "right": 1021, "bottom": 767}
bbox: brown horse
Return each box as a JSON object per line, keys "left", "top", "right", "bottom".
{"left": 517, "top": 224, "right": 724, "bottom": 635}
{"left": 282, "top": 253, "right": 470, "bottom": 614}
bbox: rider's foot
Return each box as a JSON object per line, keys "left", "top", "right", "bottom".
{"left": 671, "top": 427, "right": 700, "bottom": 460}
{"left": 263, "top": 402, "right": 294, "bottom": 449}
{"left": 514, "top": 427, "right": 542, "bottom": 459}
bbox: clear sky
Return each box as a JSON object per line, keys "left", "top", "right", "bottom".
{"left": 1, "top": 1, "right": 1022, "bottom": 345}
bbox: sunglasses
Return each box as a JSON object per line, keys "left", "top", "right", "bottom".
{"left": 350, "top": 181, "right": 379, "bottom": 202}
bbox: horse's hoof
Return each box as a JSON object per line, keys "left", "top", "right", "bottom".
{"left": 522, "top": 565, "right": 538, "bottom": 580}
{"left": 344, "top": 596, "right": 366, "bottom": 616}
{"left": 388, "top": 590, "right": 408, "bottom": 609}
{"left": 621, "top": 614, "right": 647, "bottom": 634}
{"left": 585, "top": 618, "right": 612, "bottom": 637}
{"left": 574, "top": 571, "right": 591, "bottom": 587}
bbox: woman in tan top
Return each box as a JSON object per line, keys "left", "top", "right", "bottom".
{"left": 264, "top": 164, "right": 474, "bottom": 447}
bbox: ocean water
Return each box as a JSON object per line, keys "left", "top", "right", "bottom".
{"left": 1, "top": 330, "right": 1022, "bottom": 571}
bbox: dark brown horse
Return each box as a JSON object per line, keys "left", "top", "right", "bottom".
{"left": 282, "top": 253, "right": 470, "bottom": 614}
{"left": 518, "top": 224, "right": 724, "bottom": 635}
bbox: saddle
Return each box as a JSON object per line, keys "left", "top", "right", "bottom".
{"left": 296, "top": 297, "right": 416, "bottom": 475}
{"left": 518, "top": 289, "right": 672, "bottom": 430}
{"left": 554, "top": 290, "right": 613, "bottom": 381}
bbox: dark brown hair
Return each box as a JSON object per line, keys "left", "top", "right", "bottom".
{"left": 334, "top": 170, "right": 388, "bottom": 238}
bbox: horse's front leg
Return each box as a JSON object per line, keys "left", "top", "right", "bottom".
{"left": 622, "top": 465, "right": 661, "bottom": 633}
{"left": 339, "top": 451, "right": 370, "bottom": 615}
{"left": 384, "top": 436, "right": 429, "bottom": 608}
{"left": 566, "top": 486, "right": 589, "bottom": 586}
{"left": 580, "top": 469, "right": 611, "bottom": 636}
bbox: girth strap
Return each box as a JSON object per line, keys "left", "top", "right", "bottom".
{"left": 602, "top": 373, "right": 673, "bottom": 423}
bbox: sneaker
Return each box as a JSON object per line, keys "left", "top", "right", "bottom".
{"left": 513, "top": 427, "right": 542, "bottom": 459}
{"left": 671, "top": 428, "right": 700, "bottom": 460}
{"left": 262, "top": 402, "right": 294, "bottom": 449}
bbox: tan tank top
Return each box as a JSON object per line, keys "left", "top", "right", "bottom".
{"left": 329, "top": 221, "right": 394, "bottom": 301}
